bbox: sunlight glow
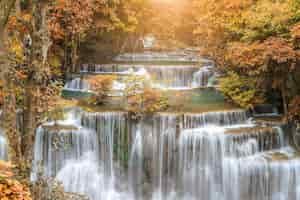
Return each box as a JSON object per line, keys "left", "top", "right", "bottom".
{"left": 150, "top": 0, "right": 181, "bottom": 5}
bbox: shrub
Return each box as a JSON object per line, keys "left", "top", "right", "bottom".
{"left": 124, "top": 74, "right": 150, "bottom": 97}
{"left": 87, "top": 75, "right": 116, "bottom": 105}
{"left": 126, "top": 88, "right": 169, "bottom": 119}
{"left": 0, "top": 161, "right": 32, "bottom": 200}
{"left": 289, "top": 96, "right": 300, "bottom": 124}
{"left": 31, "top": 177, "right": 88, "bottom": 200}
{"left": 219, "top": 71, "right": 264, "bottom": 109}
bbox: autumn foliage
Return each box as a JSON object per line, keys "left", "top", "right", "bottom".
{"left": 48, "top": 0, "right": 94, "bottom": 41}
{"left": 225, "top": 38, "right": 297, "bottom": 111}
{"left": 289, "top": 96, "right": 300, "bottom": 123}
{"left": 0, "top": 161, "right": 32, "bottom": 200}
{"left": 127, "top": 88, "right": 168, "bottom": 118}
{"left": 219, "top": 72, "right": 264, "bottom": 109}
{"left": 192, "top": 0, "right": 300, "bottom": 119}
{"left": 87, "top": 75, "right": 116, "bottom": 105}
{"left": 7, "top": 13, "right": 32, "bottom": 34}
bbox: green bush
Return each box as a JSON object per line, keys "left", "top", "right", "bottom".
{"left": 219, "top": 71, "right": 264, "bottom": 109}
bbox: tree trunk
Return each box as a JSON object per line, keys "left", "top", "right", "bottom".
{"left": 15, "top": 0, "right": 21, "bottom": 16}
{"left": 63, "top": 36, "right": 68, "bottom": 80}
{"left": 22, "top": 83, "right": 37, "bottom": 162}
{"left": 281, "top": 86, "right": 288, "bottom": 122}
{"left": 0, "top": 0, "right": 22, "bottom": 164}
{"left": 0, "top": 30, "right": 4, "bottom": 54}
{"left": 22, "top": 2, "right": 51, "bottom": 163}
{"left": 2, "top": 80, "right": 22, "bottom": 163}
{"left": 71, "top": 36, "right": 78, "bottom": 73}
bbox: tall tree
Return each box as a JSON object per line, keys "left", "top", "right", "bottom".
{"left": 21, "top": 0, "right": 53, "bottom": 162}
{"left": 192, "top": 0, "right": 300, "bottom": 120}
{"left": 0, "top": 0, "right": 22, "bottom": 163}
{"left": 48, "top": 0, "right": 94, "bottom": 74}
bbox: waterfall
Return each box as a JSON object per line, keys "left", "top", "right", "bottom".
{"left": 31, "top": 107, "right": 300, "bottom": 200}
{"left": 147, "top": 65, "right": 200, "bottom": 89}
{"left": 222, "top": 150, "right": 300, "bottom": 200}
{"left": 81, "top": 64, "right": 120, "bottom": 73}
{"left": 178, "top": 126, "right": 226, "bottom": 199}
{"left": 81, "top": 64, "right": 139, "bottom": 74}
{"left": 31, "top": 124, "right": 98, "bottom": 180}
{"left": 56, "top": 152, "right": 103, "bottom": 200}
{"left": 175, "top": 109, "right": 295, "bottom": 200}
{"left": 192, "top": 65, "right": 214, "bottom": 87}
{"left": 0, "top": 129, "right": 7, "bottom": 160}
{"left": 79, "top": 64, "right": 215, "bottom": 90}
{"left": 127, "top": 114, "right": 179, "bottom": 200}
{"left": 79, "top": 111, "right": 133, "bottom": 199}
{"left": 149, "top": 114, "right": 178, "bottom": 200}
{"left": 114, "top": 51, "right": 202, "bottom": 63}
{"left": 32, "top": 111, "right": 130, "bottom": 200}
{"left": 128, "top": 123, "right": 144, "bottom": 199}
{"left": 184, "top": 110, "right": 249, "bottom": 128}
{"left": 56, "top": 151, "right": 131, "bottom": 200}
{"left": 177, "top": 125, "right": 293, "bottom": 200}
{"left": 80, "top": 112, "right": 128, "bottom": 177}
{"left": 226, "top": 127, "right": 285, "bottom": 153}
{"left": 64, "top": 78, "right": 91, "bottom": 91}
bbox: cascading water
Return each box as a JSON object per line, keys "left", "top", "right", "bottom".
{"left": 176, "top": 107, "right": 300, "bottom": 200}
{"left": 56, "top": 150, "right": 132, "bottom": 200}
{"left": 31, "top": 107, "right": 300, "bottom": 200}
{"left": 56, "top": 152, "right": 103, "bottom": 200}
{"left": 177, "top": 125, "right": 294, "bottom": 200}
{"left": 80, "top": 112, "right": 128, "bottom": 176}
{"left": 222, "top": 149, "right": 300, "bottom": 200}
{"left": 64, "top": 78, "right": 91, "bottom": 91}
{"left": 34, "top": 49, "right": 300, "bottom": 200}
{"left": 147, "top": 65, "right": 209, "bottom": 89}
{"left": 31, "top": 111, "right": 131, "bottom": 200}
{"left": 129, "top": 123, "right": 144, "bottom": 199}
{"left": 76, "top": 111, "right": 130, "bottom": 200}
{"left": 31, "top": 124, "right": 99, "bottom": 180}
{"left": 77, "top": 63, "right": 215, "bottom": 90}
{"left": 192, "top": 65, "right": 215, "bottom": 87}
{"left": 183, "top": 109, "right": 250, "bottom": 128}
{"left": 114, "top": 51, "right": 201, "bottom": 63}
{"left": 143, "top": 114, "right": 179, "bottom": 200}
{"left": 0, "top": 129, "right": 7, "bottom": 160}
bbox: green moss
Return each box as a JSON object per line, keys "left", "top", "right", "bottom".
{"left": 61, "top": 89, "right": 94, "bottom": 99}
{"left": 62, "top": 86, "right": 239, "bottom": 114}
{"left": 165, "top": 87, "right": 238, "bottom": 113}
{"left": 191, "top": 88, "right": 225, "bottom": 104}
{"left": 219, "top": 72, "right": 264, "bottom": 109}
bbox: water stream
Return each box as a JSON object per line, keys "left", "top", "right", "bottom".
{"left": 32, "top": 52, "right": 300, "bottom": 200}
{"left": 66, "top": 63, "right": 216, "bottom": 92}
{"left": 31, "top": 108, "right": 300, "bottom": 200}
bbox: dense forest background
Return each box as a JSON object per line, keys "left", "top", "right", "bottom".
{"left": 1, "top": 0, "right": 300, "bottom": 199}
